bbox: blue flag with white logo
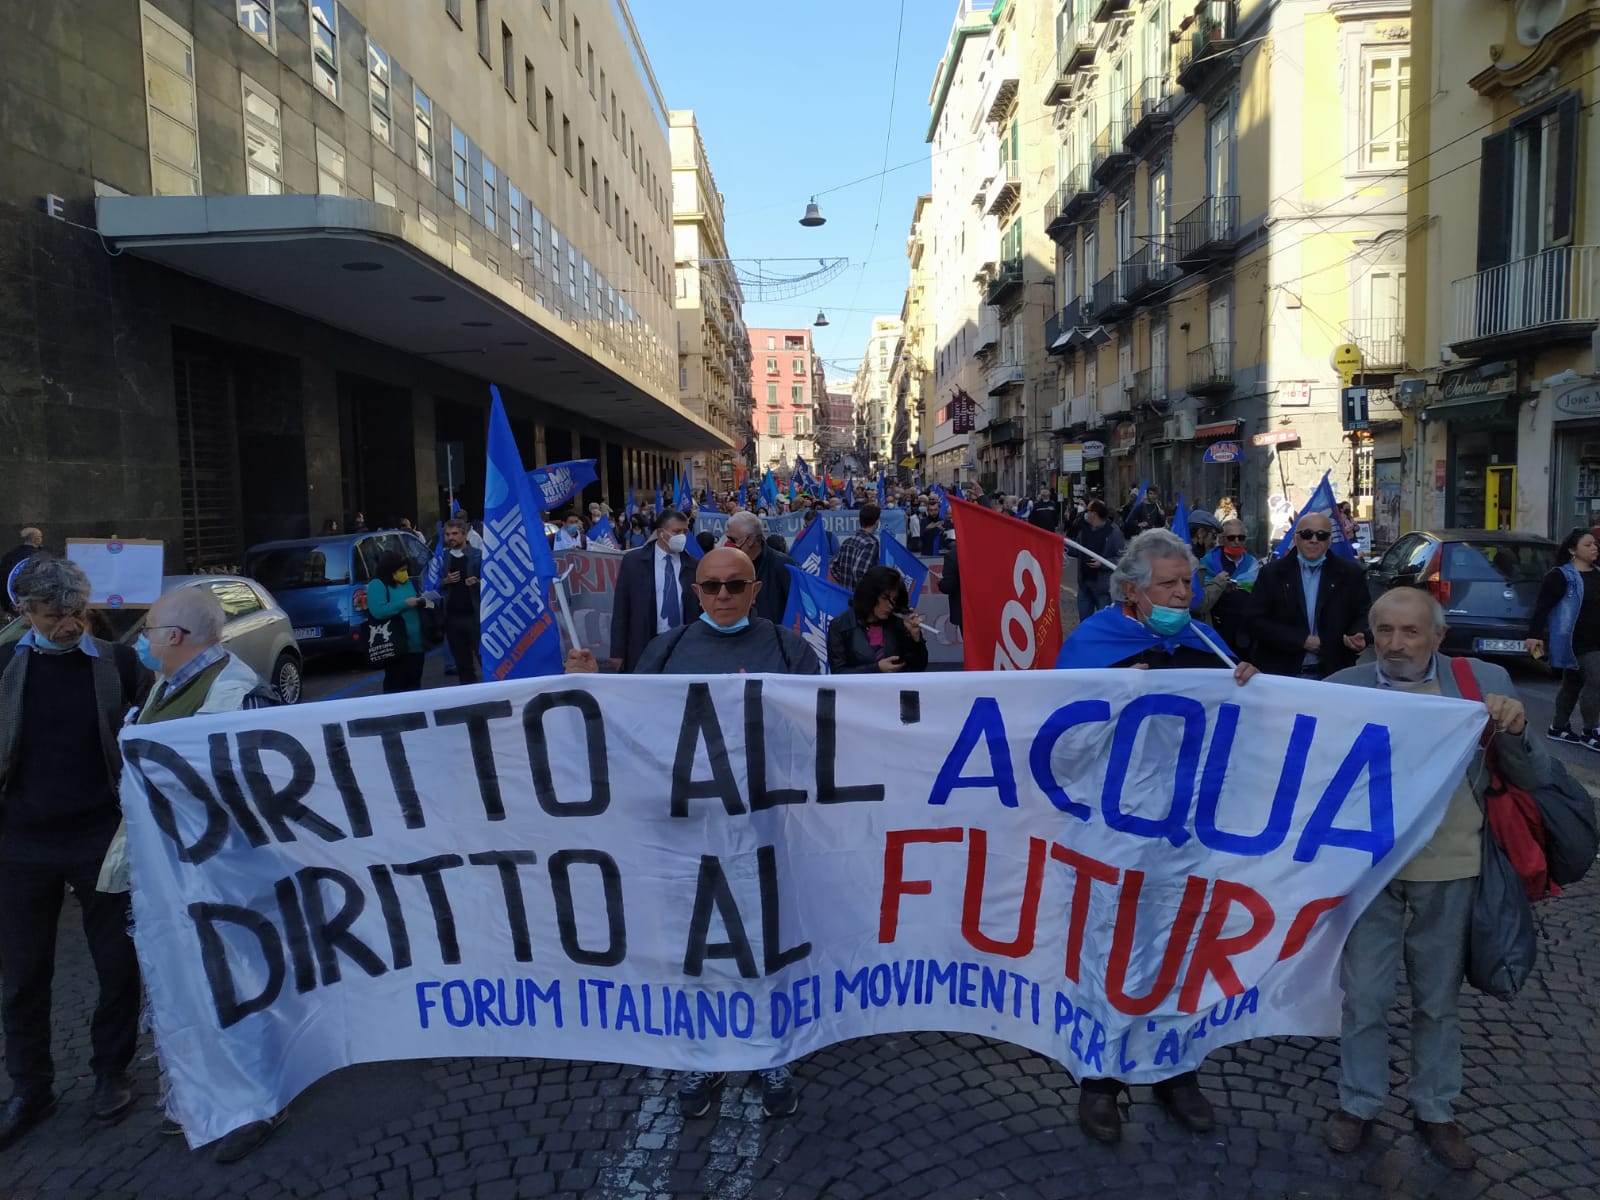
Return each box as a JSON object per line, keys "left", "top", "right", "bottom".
{"left": 588, "top": 514, "right": 620, "bottom": 550}
{"left": 525, "top": 459, "right": 598, "bottom": 512}
{"left": 781, "top": 564, "right": 851, "bottom": 673}
{"left": 675, "top": 473, "right": 693, "bottom": 513}
{"left": 790, "top": 516, "right": 832, "bottom": 578}
{"left": 1274, "top": 470, "right": 1357, "bottom": 560}
{"left": 880, "top": 531, "right": 930, "bottom": 605}
{"left": 481, "top": 387, "right": 563, "bottom": 680}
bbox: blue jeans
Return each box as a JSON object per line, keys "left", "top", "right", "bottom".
{"left": 1076, "top": 575, "right": 1111, "bottom": 624}
{"left": 1337, "top": 876, "right": 1474, "bottom": 1122}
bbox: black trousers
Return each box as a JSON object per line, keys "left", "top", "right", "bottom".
{"left": 1082, "top": 1070, "right": 1197, "bottom": 1096}
{"left": 444, "top": 614, "right": 481, "bottom": 684}
{"left": 0, "top": 856, "right": 141, "bottom": 1093}
{"left": 381, "top": 651, "right": 426, "bottom": 694}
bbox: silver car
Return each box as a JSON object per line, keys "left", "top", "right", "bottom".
{"left": 1, "top": 574, "right": 304, "bottom": 703}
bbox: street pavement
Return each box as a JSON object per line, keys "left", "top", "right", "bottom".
{"left": 4, "top": 574, "right": 1599, "bottom": 1199}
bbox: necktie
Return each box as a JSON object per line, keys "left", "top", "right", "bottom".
{"left": 662, "top": 554, "right": 681, "bottom": 627}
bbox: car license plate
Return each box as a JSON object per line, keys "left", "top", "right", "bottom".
{"left": 1473, "top": 638, "right": 1525, "bottom": 653}
{"left": 292, "top": 627, "right": 322, "bottom": 640}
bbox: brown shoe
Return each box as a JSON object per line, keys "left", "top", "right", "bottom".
{"left": 1324, "top": 1110, "right": 1369, "bottom": 1153}
{"left": 1077, "top": 1089, "right": 1122, "bottom": 1144}
{"left": 1154, "top": 1077, "right": 1215, "bottom": 1133}
{"left": 1414, "top": 1118, "right": 1476, "bottom": 1170}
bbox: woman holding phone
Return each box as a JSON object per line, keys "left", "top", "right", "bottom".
{"left": 828, "top": 565, "right": 929, "bottom": 674}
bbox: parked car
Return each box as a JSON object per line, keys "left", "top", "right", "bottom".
{"left": 1365, "top": 529, "right": 1557, "bottom": 658}
{"left": 0, "top": 574, "right": 304, "bottom": 702}
{"left": 244, "top": 529, "right": 430, "bottom": 657}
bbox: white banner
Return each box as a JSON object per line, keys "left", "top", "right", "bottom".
{"left": 118, "top": 672, "right": 1484, "bottom": 1144}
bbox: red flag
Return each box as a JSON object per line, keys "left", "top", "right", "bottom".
{"left": 949, "top": 496, "right": 1064, "bottom": 671}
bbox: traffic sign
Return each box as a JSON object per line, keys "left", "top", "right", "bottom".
{"left": 1331, "top": 343, "right": 1364, "bottom": 385}
{"left": 1341, "top": 386, "right": 1370, "bottom": 432}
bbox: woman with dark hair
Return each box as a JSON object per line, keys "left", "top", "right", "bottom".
{"left": 365, "top": 549, "right": 426, "bottom": 693}
{"left": 827, "top": 564, "right": 929, "bottom": 674}
{"left": 625, "top": 513, "right": 650, "bottom": 549}
{"left": 1527, "top": 526, "right": 1600, "bottom": 747}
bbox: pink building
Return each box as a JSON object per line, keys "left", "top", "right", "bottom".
{"left": 748, "top": 328, "right": 817, "bottom": 471}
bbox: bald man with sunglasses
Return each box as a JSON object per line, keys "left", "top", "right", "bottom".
{"left": 1247, "top": 511, "right": 1371, "bottom": 679}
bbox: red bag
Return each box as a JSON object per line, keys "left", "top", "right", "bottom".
{"left": 1448, "top": 657, "right": 1558, "bottom": 900}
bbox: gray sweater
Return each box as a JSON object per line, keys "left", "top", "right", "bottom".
{"left": 634, "top": 617, "right": 821, "bottom": 676}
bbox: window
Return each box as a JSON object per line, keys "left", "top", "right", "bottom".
{"left": 483, "top": 158, "right": 499, "bottom": 233}
{"left": 766, "top": 357, "right": 778, "bottom": 375}
{"left": 599, "top": 70, "right": 607, "bottom": 115}
{"left": 603, "top": 178, "right": 611, "bottom": 225}
{"left": 310, "top": 0, "right": 338, "bottom": 100}
{"left": 238, "top": 0, "right": 273, "bottom": 48}
{"left": 562, "top": 115, "right": 572, "bottom": 173}
{"left": 414, "top": 86, "right": 435, "bottom": 180}
{"left": 791, "top": 384, "right": 804, "bottom": 404}
{"left": 315, "top": 128, "right": 345, "bottom": 196}
{"left": 210, "top": 580, "right": 263, "bottom": 618}
{"left": 241, "top": 75, "right": 283, "bottom": 194}
{"left": 367, "top": 40, "right": 392, "bottom": 145}
{"left": 792, "top": 357, "right": 804, "bottom": 375}
{"left": 525, "top": 60, "right": 536, "bottom": 124}
{"left": 573, "top": 18, "right": 582, "bottom": 70}
{"left": 502, "top": 24, "right": 515, "bottom": 95}
{"left": 768, "top": 413, "right": 780, "bottom": 435}
{"left": 1363, "top": 53, "right": 1410, "bottom": 170}
{"left": 591, "top": 158, "right": 599, "bottom": 210}
{"left": 611, "top": 92, "right": 618, "bottom": 136}
{"left": 559, "top": 0, "right": 568, "bottom": 45}
{"left": 373, "top": 174, "right": 396, "bottom": 207}
{"left": 767, "top": 384, "right": 778, "bottom": 405}
{"left": 530, "top": 207, "right": 546, "bottom": 300}
{"left": 545, "top": 90, "right": 556, "bottom": 151}
{"left": 578, "top": 137, "right": 587, "bottom": 191}
{"left": 1151, "top": 321, "right": 1168, "bottom": 394}
{"left": 509, "top": 183, "right": 523, "bottom": 253}
{"left": 586, "top": 45, "right": 595, "bottom": 93}
{"left": 766, "top": 336, "right": 775, "bottom": 350}
{"left": 1208, "top": 104, "right": 1233, "bottom": 197}
{"left": 1477, "top": 94, "right": 1582, "bottom": 270}
{"left": 451, "top": 123, "right": 469, "bottom": 208}
{"left": 141, "top": 3, "right": 201, "bottom": 195}
{"left": 445, "top": 0, "right": 461, "bottom": 26}
{"left": 474, "top": 0, "right": 490, "bottom": 62}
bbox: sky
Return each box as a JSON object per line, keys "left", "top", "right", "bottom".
{"left": 629, "top": 0, "right": 959, "bottom": 389}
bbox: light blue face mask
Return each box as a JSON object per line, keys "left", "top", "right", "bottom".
{"left": 699, "top": 612, "right": 750, "bottom": 635}
{"left": 134, "top": 632, "right": 162, "bottom": 671}
{"left": 1146, "top": 604, "right": 1192, "bottom": 636}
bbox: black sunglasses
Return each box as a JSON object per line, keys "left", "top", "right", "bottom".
{"left": 1297, "top": 529, "right": 1332, "bottom": 542}
{"left": 1221, "top": 535, "right": 1247, "bottom": 543}
{"left": 696, "top": 579, "right": 754, "bottom": 595}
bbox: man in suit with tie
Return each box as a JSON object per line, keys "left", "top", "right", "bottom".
{"left": 609, "top": 509, "right": 700, "bottom": 672}
{"left": 1247, "top": 511, "right": 1371, "bottom": 678}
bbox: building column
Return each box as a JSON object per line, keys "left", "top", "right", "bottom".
{"left": 301, "top": 359, "right": 343, "bottom": 534}
{"left": 411, "top": 389, "right": 438, "bottom": 523}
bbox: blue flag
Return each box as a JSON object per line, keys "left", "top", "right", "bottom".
{"left": 1273, "top": 470, "right": 1358, "bottom": 560}
{"left": 1056, "top": 604, "right": 1234, "bottom": 669}
{"left": 675, "top": 473, "right": 693, "bottom": 513}
{"left": 1133, "top": 478, "right": 1149, "bottom": 510}
{"left": 780, "top": 564, "right": 851, "bottom": 673}
{"left": 935, "top": 484, "right": 951, "bottom": 522}
{"left": 791, "top": 516, "right": 832, "bottom": 578}
{"left": 760, "top": 468, "right": 779, "bottom": 508}
{"left": 1170, "top": 494, "right": 1189, "bottom": 542}
{"left": 424, "top": 521, "right": 447, "bottom": 591}
{"left": 844, "top": 477, "right": 856, "bottom": 507}
{"left": 626, "top": 487, "right": 636, "bottom": 521}
{"left": 655, "top": 483, "right": 664, "bottom": 515}
{"left": 482, "top": 387, "right": 563, "bottom": 680}
{"left": 683, "top": 529, "right": 704, "bottom": 561}
{"left": 525, "top": 459, "right": 598, "bottom": 512}
{"left": 876, "top": 470, "right": 887, "bottom": 509}
{"left": 588, "top": 514, "right": 620, "bottom": 549}
{"left": 740, "top": 480, "right": 750, "bottom": 509}
{"left": 880, "top": 532, "right": 930, "bottom": 605}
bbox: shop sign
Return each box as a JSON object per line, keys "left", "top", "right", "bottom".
{"left": 1282, "top": 381, "right": 1312, "bottom": 407}
{"left": 1061, "top": 444, "right": 1085, "bottom": 473}
{"left": 1552, "top": 379, "right": 1600, "bottom": 422}
{"left": 1439, "top": 361, "right": 1517, "bottom": 402}
{"left": 1081, "top": 440, "right": 1107, "bottom": 459}
{"left": 1203, "top": 440, "right": 1242, "bottom": 463}
{"left": 1251, "top": 429, "right": 1301, "bottom": 447}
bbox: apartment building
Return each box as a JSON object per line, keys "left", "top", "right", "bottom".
{"left": 1040, "top": 0, "right": 1413, "bottom": 537}
{"left": 852, "top": 317, "right": 905, "bottom": 469}
{"left": 903, "top": 195, "right": 937, "bottom": 472}
{"left": 748, "top": 328, "right": 820, "bottom": 471}
{"left": 1404, "top": 0, "right": 1598, "bottom": 538}
{"left": 1, "top": 0, "right": 723, "bottom": 568}
{"left": 670, "top": 109, "right": 747, "bottom": 494}
{"left": 823, "top": 389, "right": 857, "bottom": 462}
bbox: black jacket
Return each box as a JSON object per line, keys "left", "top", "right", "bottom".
{"left": 826, "top": 609, "right": 930, "bottom": 674}
{"left": 941, "top": 546, "right": 961, "bottom": 629}
{"left": 1247, "top": 553, "right": 1372, "bottom": 678}
{"left": 610, "top": 543, "right": 702, "bottom": 672}
{"left": 749, "top": 546, "right": 795, "bottom": 625}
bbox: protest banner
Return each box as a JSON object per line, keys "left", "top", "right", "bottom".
{"left": 64, "top": 538, "right": 164, "bottom": 608}
{"left": 949, "top": 497, "right": 1064, "bottom": 671}
{"left": 119, "top": 671, "right": 1484, "bottom": 1145}
{"left": 694, "top": 508, "right": 909, "bottom": 546}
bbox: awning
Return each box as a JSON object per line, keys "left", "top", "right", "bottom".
{"left": 95, "top": 195, "right": 729, "bottom": 452}
{"left": 1194, "top": 419, "right": 1240, "bottom": 438}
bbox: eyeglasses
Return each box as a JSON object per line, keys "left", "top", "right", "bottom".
{"left": 1222, "top": 535, "right": 1247, "bottom": 543}
{"left": 696, "top": 579, "right": 754, "bottom": 595}
{"left": 144, "top": 624, "right": 191, "bottom": 636}
{"left": 1296, "top": 529, "right": 1332, "bottom": 542}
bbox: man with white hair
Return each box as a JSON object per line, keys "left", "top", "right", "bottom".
{"left": 1324, "top": 587, "right": 1547, "bottom": 1170}
{"left": 723, "top": 509, "right": 795, "bottom": 625}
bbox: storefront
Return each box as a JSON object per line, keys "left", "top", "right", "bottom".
{"left": 1196, "top": 420, "right": 1242, "bottom": 512}
{"left": 1426, "top": 362, "right": 1523, "bottom": 530}
{"left": 1550, "top": 377, "right": 1600, "bottom": 534}
{"left": 1109, "top": 422, "right": 1138, "bottom": 500}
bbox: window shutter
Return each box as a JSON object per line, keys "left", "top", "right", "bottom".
{"left": 1475, "top": 129, "right": 1512, "bottom": 271}
{"left": 1551, "top": 92, "right": 1581, "bottom": 247}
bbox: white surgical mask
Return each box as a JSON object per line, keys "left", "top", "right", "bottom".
{"left": 666, "top": 533, "right": 688, "bottom": 553}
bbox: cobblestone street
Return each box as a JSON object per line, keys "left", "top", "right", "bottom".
{"left": 3, "top": 802, "right": 1596, "bottom": 1200}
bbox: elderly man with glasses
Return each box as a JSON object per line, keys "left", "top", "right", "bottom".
{"left": 0, "top": 557, "right": 152, "bottom": 1147}
{"left": 722, "top": 510, "right": 795, "bottom": 625}
{"left": 566, "top": 547, "right": 818, "bottom": 1117}
{"left": 1247, "top": 511, "right": 1371, "bottom": 679}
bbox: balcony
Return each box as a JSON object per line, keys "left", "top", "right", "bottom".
{"left": 1187, "top": 342, "right": 1235, "bottom": 396}
{"left": 985, "top": 361, "right": 1025, "bottom": 397}
{"left": 987, "top": 157, "right": 1021, "bottom": 217}
{"left": 1048, "top": 24, "right": 1099, "bottom": 104}
{"left": 1089, "top": 267, "right": 1133, "bottom": 323}
{"left": 1343, "top": 317, "right": 1407, "bottom": 373}
{"left": 1093, "top": 0, "right": 1131, "bottom": 20}
{"left": 1091, "top": 119, "right": 1132, "bottom": 185}
{"left": 1067, "top": 389, "right": 1097, "bottom": 427}
{"left": 1123, "top": 243, "right": 1177, "bottom": 301}
{"left": 1045, "top": 296, "right": 1086, "bottom": 354}
{"left": 1177, "top": 1, "right": 1239, "bottom": 93}
{"left": 1175, "top": 195, "right": 1239, "bottom": 266}
{"left": 984, "top": 417, "right": 1026, "bottom": 446}
{"left": 1124, "top": 77, "right": 1174, "bottom": 151}
{"left": 985, "top": 256, "right": 1026, "bottom": 307}
{"left": 985, "top": 76, "right": 1019, "bottom": 125}
{"left": 1449, "top": 245, "right": 1600, "bottom": 357}
{"left": 1047, "top": 165, "right": 1099, "bottom": 238}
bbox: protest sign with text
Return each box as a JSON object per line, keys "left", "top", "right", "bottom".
{"left": 118, "top": 672, "right": 1483, "bottom": 1145}
{"left": 694, "top": 508, "right": 909, "bottom": 546}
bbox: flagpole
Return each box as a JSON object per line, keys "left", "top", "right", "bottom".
{"left": 553, "top": 563, "right": 584, "bottom": 651}
{"left": 1062, "top": 536, "right": 1237, "bottom": 669}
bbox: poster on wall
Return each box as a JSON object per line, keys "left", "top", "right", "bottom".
{"left": 1373, "top": 460, "right": 1402, "bottom": 548}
